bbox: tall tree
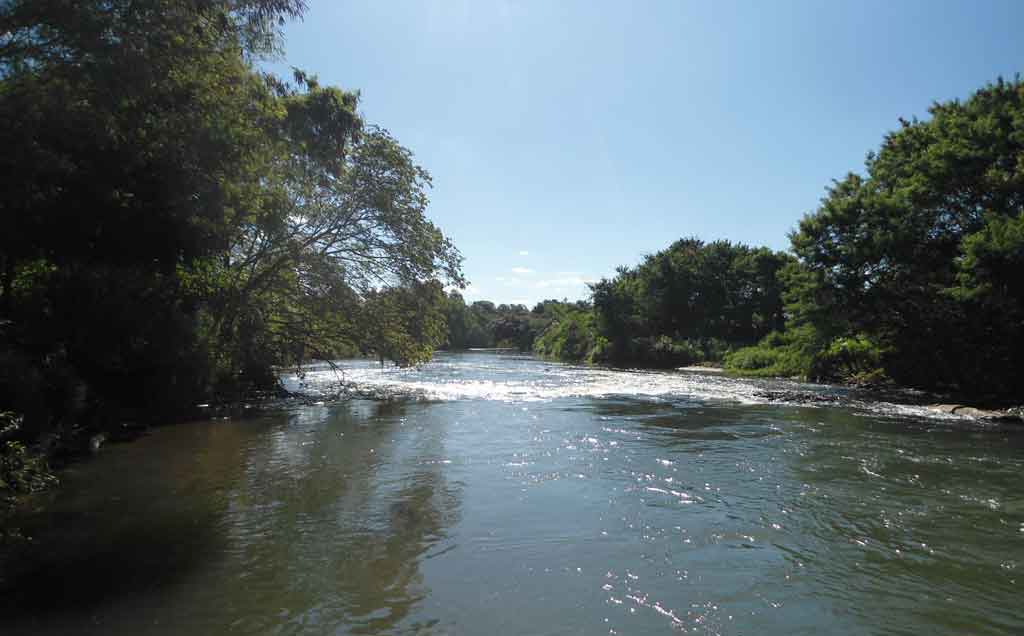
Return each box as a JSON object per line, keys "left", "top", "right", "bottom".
{"left": 0, "top": 0, "right": 464, "bottom": 438}
{"left": 788, "top": 78, "right": 1024, "bottom": 393}
{"left": 589, "top": 239, "right": 791, "bottom": 365}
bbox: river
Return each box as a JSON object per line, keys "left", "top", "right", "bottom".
{"left": 2, "top": 352, "right": 1022, "bottom": 635}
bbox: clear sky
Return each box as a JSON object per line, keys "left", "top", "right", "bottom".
{"left": 268, "top": 0, "right": 1024, "bottom": 307}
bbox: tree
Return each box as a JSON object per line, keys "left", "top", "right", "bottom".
{"left": 361, "top": 281, "right": 448, "bottom": 367}
{"left": 787, "top": 78, "right": 1024, "bottom": 393}
{"left": 0, "top": 0, "right": 311, "bottom": 417}
{"left": 588, "top": 239, "right": 791, "bottom": 366}
{"left": 208, "top": 90, "right": 463, "bottom": 375}
{"left": 0, "top": 0, "right": 464, "bottom": 441}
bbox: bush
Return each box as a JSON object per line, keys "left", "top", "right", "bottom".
{"left": 1, "top": 417, "right": 57, "bottom": 545}
{"left": 587, "top": 336, "right": 612, "bottom": 363}
{"left": 616, "top": 335, "right": 734, "bottom": 368}
{"left": 724, "top": 327, "right": 819, "bottom": 378}
{"left": 725, "top": 346, "right": 782, "bottom": 371}
{"left": 725, "top": 328, "right": 889, "bottom": 382}
{"left": 701, "top": 337, "right": 733, "bottom": 363}
{"left": 648, "top": 336, "right": 701, "bottom": 367}
{"left": 1, "top": 438, "right": 58, "bottom": 496}
{"left": 724, "top": 343, "right": 811, "bottom": 377}
{"left": 814, "top": 335, "right": 888, "bottom": 383}
{"left": 533, "top": 310, "right": 599, "bottom": 362}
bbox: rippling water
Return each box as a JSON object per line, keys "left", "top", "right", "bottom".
{"left": 3, "top": 352, "right": 1023, "bottom": 635}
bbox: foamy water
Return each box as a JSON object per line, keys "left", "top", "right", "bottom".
{"left": 7, "top": 351, "right": 1023, "bottom": 636}
{"left": 280, "top": 352, "right": 968, "bottom": 422}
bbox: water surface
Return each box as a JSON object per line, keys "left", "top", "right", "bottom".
{"left": 3, "top": 353, "right": 1022, "bottom": 635}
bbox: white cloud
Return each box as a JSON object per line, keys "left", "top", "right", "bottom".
{"left": 533, "top": 276, "right": 596, "bottom": 289}
{"left": 470, "top": 270, "right": 597, "bottom": 305}
{"left": 518, "top": 250, "right": 530, "bottom": 256}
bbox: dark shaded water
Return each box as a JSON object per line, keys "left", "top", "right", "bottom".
{"left": 3, "top": 353, "right": 1023, "bottom": 635}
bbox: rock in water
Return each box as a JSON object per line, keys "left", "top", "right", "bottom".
{"left": 926, "top": 404, "right": 1022, "bottom": 422}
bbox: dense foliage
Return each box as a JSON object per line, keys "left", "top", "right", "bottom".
{"left": 442, "top": 294, "right": 585, "bottom": 352}
{"left": 0, "top": 0, "right": 462, "bottom": 447}
{"left": 2, "top": 0, "right": 1022, "bottom": 459}
{"left": 570, "top": 239, "right": 792, "bottom": 367}
{"left": 533, "top": 79, "right": 1023, "bottom": 399}
{"left": 728, "top": 78, "right": 1024, "bottom": 395}
{"left": 532, "top": 305, "right": 605, "bottom": 363}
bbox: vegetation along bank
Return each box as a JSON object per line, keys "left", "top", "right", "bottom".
{"left": 2, "top": 2, "right": 1024, "bottom": 506}
{"left": 508, "top": 78, "right": 1024, "bottom": 408}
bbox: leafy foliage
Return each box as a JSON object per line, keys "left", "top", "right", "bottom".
{"left": 785, "top": 78, "right": 1024, "bottom": 394}
{"left": 587, "top": 239, "right": 792, "bottom": 366}
{"left": 0, "top": 1, "right": 462, "bottom": 444}
{"left": 532, "top": 306, "right": 604, "bottom": 363}
{"left": 443, "top": 295, "right": 583, "bottom": 352}
{"left": 1, "top": 440, "right": 57, "bottom": 496}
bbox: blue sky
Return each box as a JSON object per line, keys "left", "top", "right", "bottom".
{"left": 268, "top": 0, "right": 1024, "bottom": 307}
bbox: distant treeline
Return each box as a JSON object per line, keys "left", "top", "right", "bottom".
{"left": 529, "top": 79, "right": 1024, "bottom": 398}
{"left": 0, "top": 1, "right": 461, "bottom": 458}
{"left": 527, "top": 239, "right": 790, "bottom": 367}
{"left": 441, "top": 296, "right": 589, "bottom": 353}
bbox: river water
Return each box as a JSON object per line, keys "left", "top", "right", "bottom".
{"left": 3, "top": 352, "right": 1023, "bottom": 635}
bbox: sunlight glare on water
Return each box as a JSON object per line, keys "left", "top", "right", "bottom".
{"left": 4, "top": 352, "right": 1023, "bottom": 636}
{"left": 281, "top": 354, "right": 967, "bottom": 422}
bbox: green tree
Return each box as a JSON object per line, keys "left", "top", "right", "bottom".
{"left": 361, "top": 281, "right": 448, "bottom": 367}
{"left": 0, "top": 0, "right": 309, "bottom": 420}
{"left": 589, "top": 239, "right": 791, "bottom": 366}
{"left": 0, "top": 0, "right": 464, "bottom": 441}
{"left": 787, "top": 78, "right": 1024, "bottom": 393}
{"left": 533, "top": 307, "right": 603, "bottom": 363}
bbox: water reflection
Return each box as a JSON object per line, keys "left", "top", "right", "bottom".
{"left": 3, "top": 353, "right": 1023, "bottom": 636}
{"left": 214, "top": 400, "right": 463, "bottom": 635}
{"left": 0, "top": 415, "right": 258, "bottom": 622}
{"left": 2, "top": 400, "right": 462, "bottom": 636}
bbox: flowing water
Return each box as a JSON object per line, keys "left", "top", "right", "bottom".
{"left": 3, "top": 352, "right": 1023, "bottom": 635}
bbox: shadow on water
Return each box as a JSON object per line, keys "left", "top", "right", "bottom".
{"left": 259, "top": 400, "right": 462, "bottom": 635}
{"left": 577, "top": 397, "right": 791, "bottom": 447}
{"left": 0, "top": 415, "right": 261, "bottom": 621}
{"left": 1, "top": 398, "right": 464, "bottom": 636}
{"left": 1, "top": 506, "right": 227, "bottom": 615}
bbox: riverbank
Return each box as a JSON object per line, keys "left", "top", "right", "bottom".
{"left": 534, "top": 353, "right": 1024, "bottom": 423}
{"left": 698, "top": 364, "right": 1024, "bottom": 422}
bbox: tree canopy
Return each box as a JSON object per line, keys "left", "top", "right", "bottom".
{"left": 0, "top": 0, "right": 462, "bottom": 442}
{"left": 532, "top": 78, "right": 1024, "bottom": 398}
{"left": 581, "top": 239, "right": 792, "bottom": 366}
{"left": 779, "top": 78, "right": 1024, "bottom": 393}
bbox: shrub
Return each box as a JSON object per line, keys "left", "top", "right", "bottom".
{"left": 1, "top": 438, "right": 58, "bottom": 496}
{"left": 724, "top": 327, "right": 819, "bottom": 378}
{"left": 814, "top": 335, "right": 887, "bottom": 382}
{"left": 725, "top": 327, "right": 889, "bottom": 382}
{"left": 725, "top": 344, "right": 811, "bottom": 377}
{"left": 533, "top": 309, "right": 599, "bottom": 363}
